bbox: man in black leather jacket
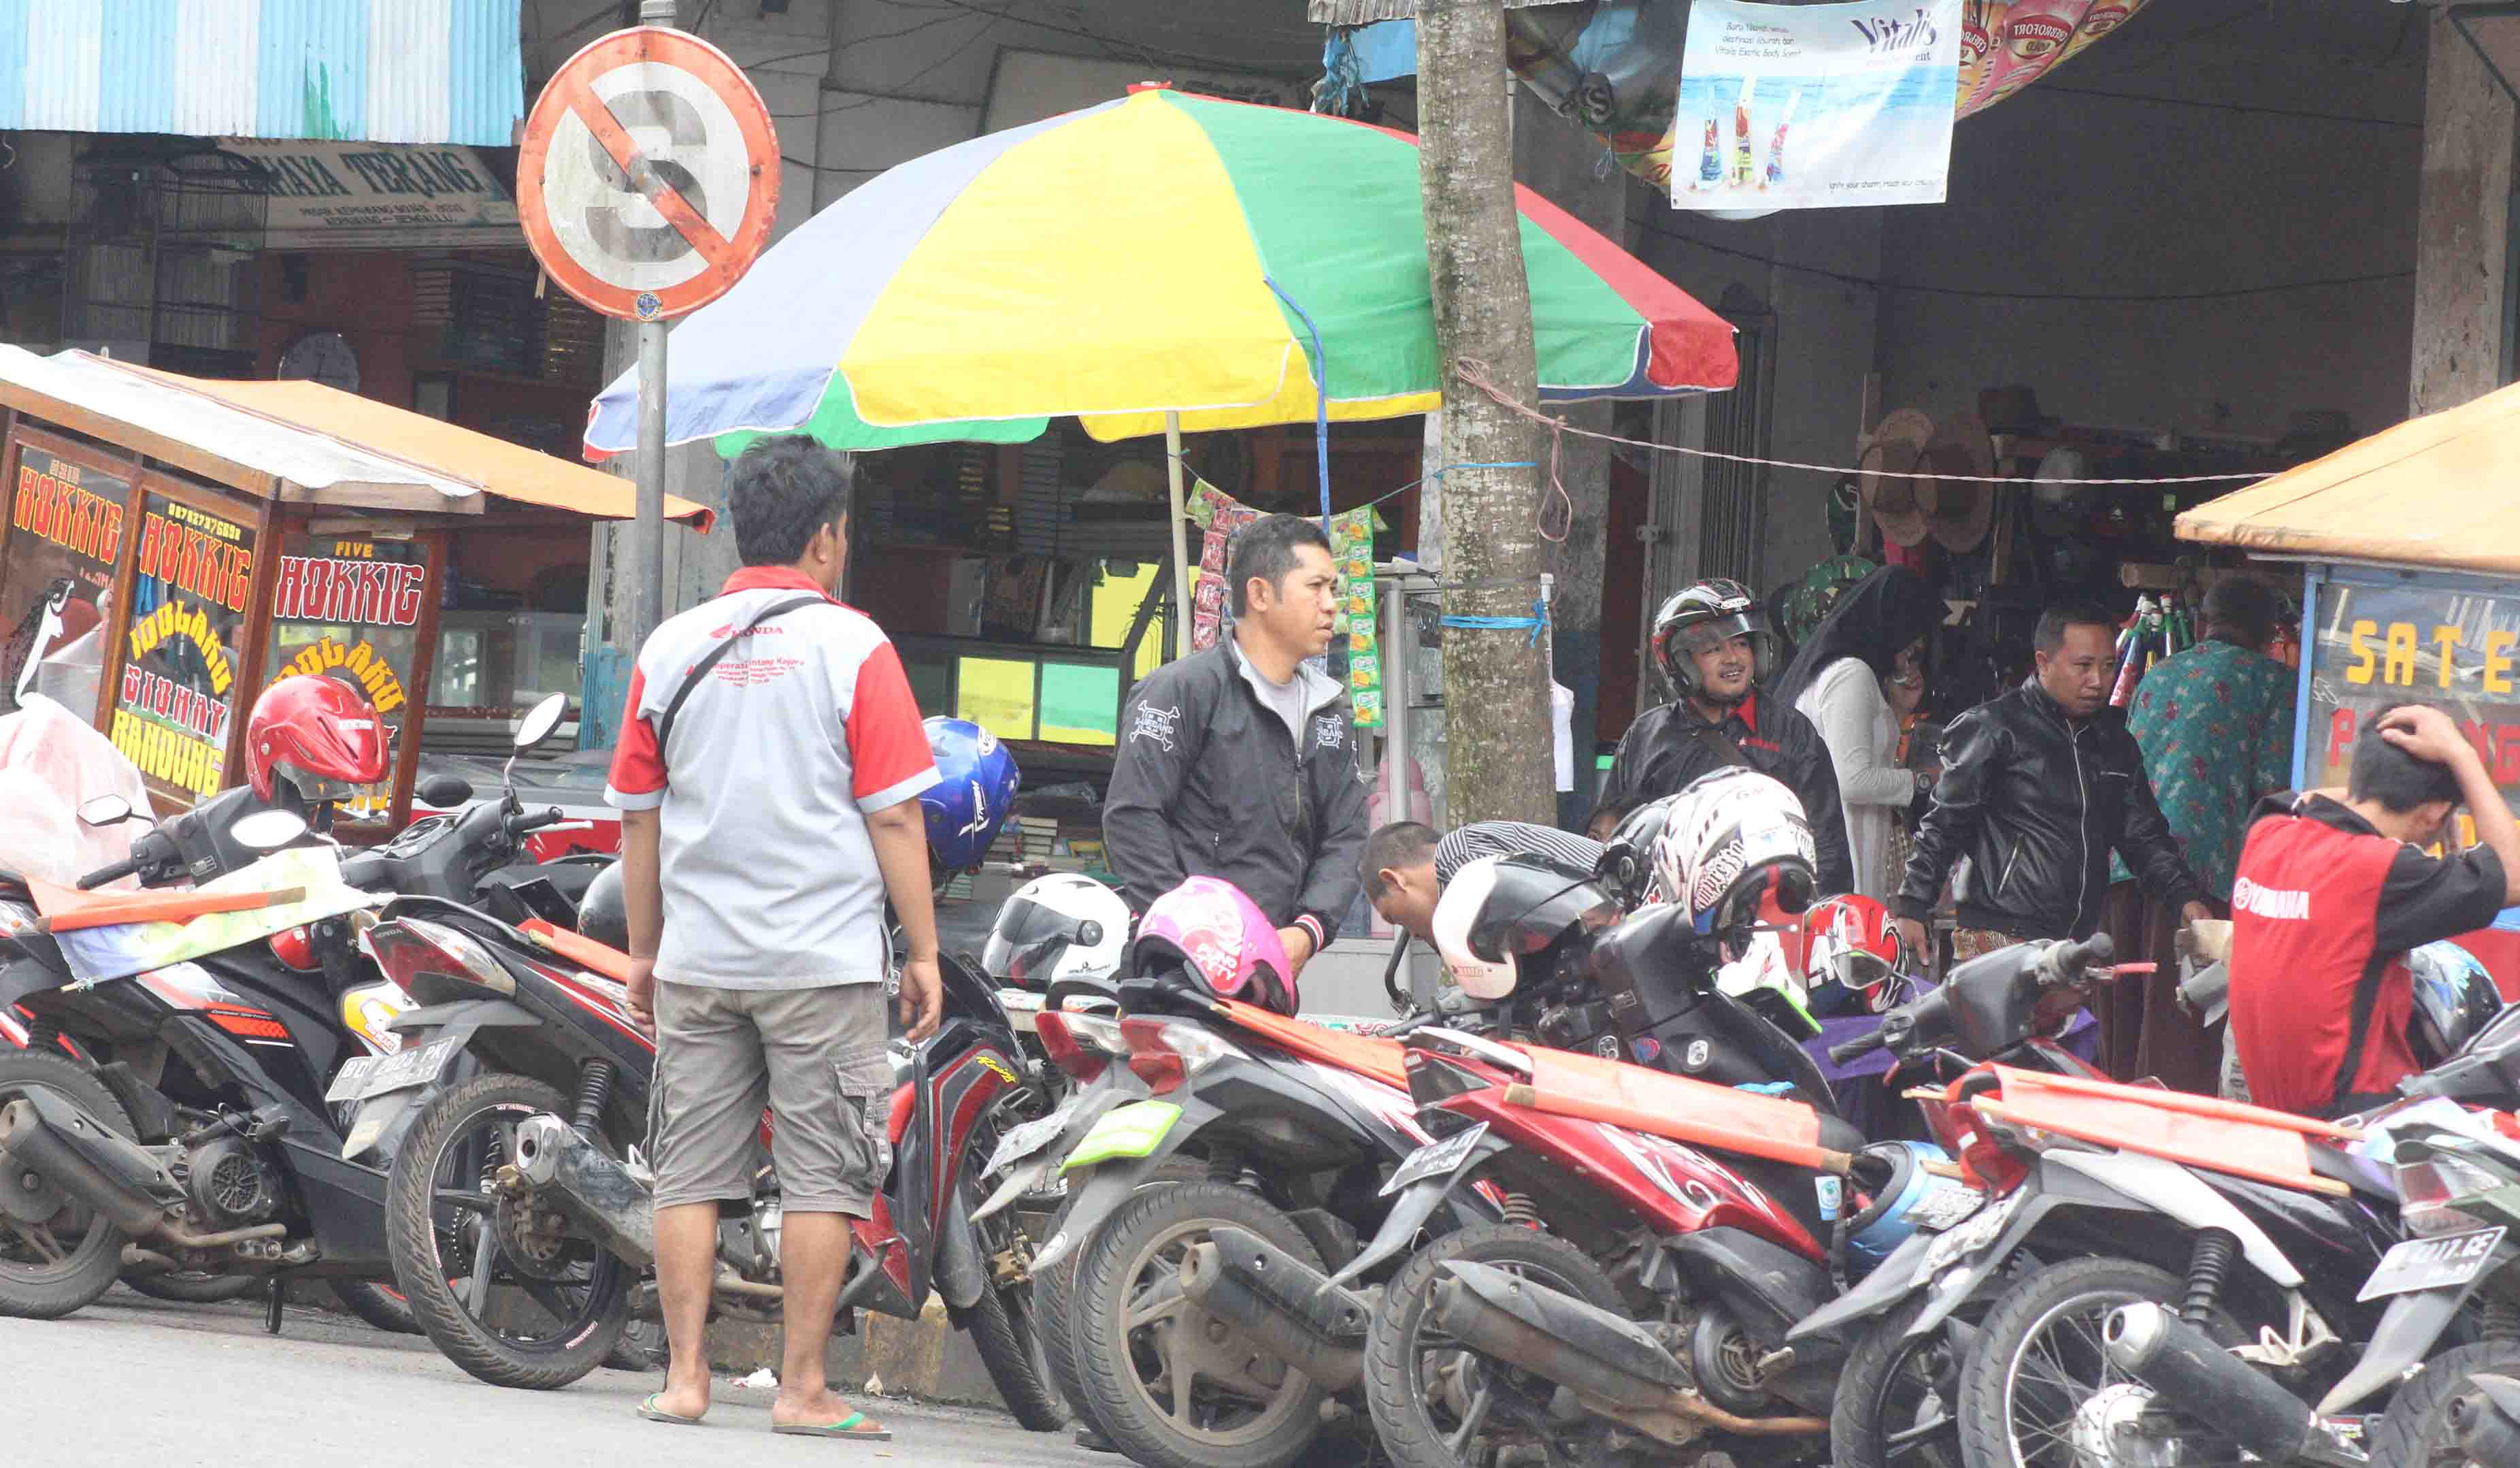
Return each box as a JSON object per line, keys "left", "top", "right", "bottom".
{"left": 1893, "top": 602, "right": 2207, "bottom": 962}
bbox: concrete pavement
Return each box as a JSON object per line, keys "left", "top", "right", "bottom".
{"left": 1, "top": 1288, "right": 1106, "bottom": 1468}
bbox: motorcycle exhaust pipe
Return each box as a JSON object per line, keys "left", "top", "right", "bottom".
{"left": 1427, "top": 1270, "right": 1685, "bottom": 1413}
{"left": 0, "top": 1096, "right": 168, "bottom": 1236}
{"left": 1177, "top": 1237, "right": 1365, "bottom": 1392}
{"left": 510, "top": 1113, "right": 657, "bottom": 1267}
{"left": 2104, "top": 1304, "right": 2364, "bottom": 1467}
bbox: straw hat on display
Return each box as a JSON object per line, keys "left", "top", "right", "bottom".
{"left": 1858, "top": 409, "right": 1938, "bottom": 548}
{"left": 1921, "top": 412, "right": 1996, "bottom": 554}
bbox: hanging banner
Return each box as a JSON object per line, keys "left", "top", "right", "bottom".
{"left": 1675, "top": 0, "right": 1963, "bottom": 212}
{"left": 1329, "top": 507, "right": 1384, "bottom": 730}
{"left": 111, "top": 492, "right": 258, "bottom": 806}
{"left": 264, "top": 535, "right": 431, "bottom": 823}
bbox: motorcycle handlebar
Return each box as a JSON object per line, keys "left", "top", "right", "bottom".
{"left": 2040, "top": 932, "right": 2115, "bottom": 985}
{"left": 1828, "top": 1029, "right": 1888, "bottom": 1066}
{"left": 76, "top": 855, "right": 142, "bottom": 890}
{"left": 508, "top": 806, "right": 567, "bottom": 835}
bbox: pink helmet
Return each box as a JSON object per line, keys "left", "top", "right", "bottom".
{"left": 1129, "top": 877, "right": 1298, "bottom": 1016}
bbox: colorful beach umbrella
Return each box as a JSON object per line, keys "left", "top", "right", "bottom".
{"left": 583, "top": 84, "right": 1736, "bottom": 630}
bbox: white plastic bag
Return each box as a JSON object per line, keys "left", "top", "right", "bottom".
{"left": 0, "top": 694, "right": 154, "bottom": 887}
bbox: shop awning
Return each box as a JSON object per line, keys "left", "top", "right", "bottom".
{"left": 0, "top": 348, "right": 710, "bottom": 528}
{"left": 0, "top": 0, "right": 524, "bottom": 146}
{"left": 163, "top": 375, "right": 714, "bottom": 529}
{"left": 2176, "top": 378, "right": 2520, "bottom": 577}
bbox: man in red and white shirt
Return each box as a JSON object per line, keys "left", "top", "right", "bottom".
{"left": 606, "top": 436, "right": 940, "bottom": 1440}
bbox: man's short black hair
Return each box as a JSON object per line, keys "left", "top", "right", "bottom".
{"left": 2203, "top": 576, "right": 2280, "bottom": 649}
{"left": 1229, "top": 513, "right": 1333, "bottom": 616}
{"left": 727, "top": 434, "right": 850, "bottom": 567}
{"left": 2034, "top": 600, "right": 2119, "bottom": 655}
{"left": 1361, "top": 821, "right": 1439, "bottom": 898}
{"left": 2349, "top": 706, "right": 2464, "bottom": 813}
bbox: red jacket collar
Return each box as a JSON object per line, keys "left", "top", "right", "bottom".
{"left": 720, "top": 566, "right": 840, "bottom": 603}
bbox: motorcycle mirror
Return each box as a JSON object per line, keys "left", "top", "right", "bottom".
{"left": 416, "top": 773, "right": 476, "bottom": 807}
{"left": 512, "top": 694, "right": 568, "bottom": 752}
{"left": 77, "top": 794, "right": 135, "bottom": 828}
{"left": 231, "top": 809, "right": 310, "bottom": 851}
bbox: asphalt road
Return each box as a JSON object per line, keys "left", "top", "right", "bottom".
{"left": 3, "top": 1288, "right": 1108, "bottom": 1468}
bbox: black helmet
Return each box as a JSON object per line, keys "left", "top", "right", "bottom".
{"left": 578, "top": 862, "right": 629, "bottom": 953}
{"left": 1597, "top": 796, "right": 1678, "bottom": 906}
{"left": 1651, "top": 578, "right": 1777, "bottom": 699}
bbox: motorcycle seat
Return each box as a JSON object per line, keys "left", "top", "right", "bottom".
{"left": 1213, "top": 996, "right": 1408, "bottom": 1091}
{"left": 520, "top": 918, "right": 631, "bottom": 983}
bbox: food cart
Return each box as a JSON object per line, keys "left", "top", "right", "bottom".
{"left": 0, "top": 346, "right": 710, "bottom": 833}
{"left": 2177, "top": 380, "right": 2520, "bottom": 991}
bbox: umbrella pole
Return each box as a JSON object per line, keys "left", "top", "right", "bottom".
{"left": 1165, "top": 410, "right": 1191, "bottom": 659}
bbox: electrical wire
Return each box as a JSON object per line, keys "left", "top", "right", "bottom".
{"left": 1636, "top": 221, "right": 2413, "bottom": 304}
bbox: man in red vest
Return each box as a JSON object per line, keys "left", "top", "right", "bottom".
{"left": 2228, "top": 704, "right": 2520, "bottom": 1117}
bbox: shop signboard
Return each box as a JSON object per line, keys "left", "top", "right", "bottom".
{"left": 263, "top": 536, "right": 433, "bottom": 823}
{"left": 1675, "top": 0, "right": 1964, "bottom": 212}
{"left": 111, "top": 491, "right": 257, "bottom": 806}
{"left": 3, "top": 439, "right": 130, "bottom": 719}
{"left": 219, "top": 141, "right": 522, "bottom": 251}
{"left": 2305, "top": 575, "right": 2520, "bottom": 834}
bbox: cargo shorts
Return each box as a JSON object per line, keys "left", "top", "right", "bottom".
{"left": 648, "top": 980, "right": 893, "bottom": 1217}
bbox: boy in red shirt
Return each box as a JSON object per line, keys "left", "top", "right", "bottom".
{"left": 2228, "top": 704, "right": 2520, "bottom": 1117}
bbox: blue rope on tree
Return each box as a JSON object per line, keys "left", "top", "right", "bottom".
{"left": 1440, "top": 600, "right": 1551, "bottom": 646}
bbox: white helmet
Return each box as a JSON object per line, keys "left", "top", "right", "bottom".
{"left": 982, "top": 875, "right": 1129, "bottom": 998}
{"left": 1652, "top": 768, "right": 1818, "bottom": 933}
{"left": 1430, "top": 858, "right": 1518, "bottom": 1000}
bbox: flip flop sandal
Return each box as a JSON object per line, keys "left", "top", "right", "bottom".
{"left": 772, "top": 1411, "right": 891, "bottom": 1441}
{"left": 637, "top": 1394, "right": 706, "bottom": 1426}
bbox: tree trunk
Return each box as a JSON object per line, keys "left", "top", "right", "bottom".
{"left": 1417, "top": 0, "right": 1553, "bottom": 828}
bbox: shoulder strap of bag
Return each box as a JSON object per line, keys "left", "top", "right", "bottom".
{"left": 653, "top": 593, "right": 825, "bottom": 756}
{"left": 1689, "top": 720, "right": 1754, "bottom": 771}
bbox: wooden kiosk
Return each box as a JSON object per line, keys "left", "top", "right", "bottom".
{"left": 0, "top": 347, "right": 710, "bottom": 831}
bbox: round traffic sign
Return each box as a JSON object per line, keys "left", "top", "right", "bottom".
{"left": 517, "top": 27, "right": 779, "bottom": 322}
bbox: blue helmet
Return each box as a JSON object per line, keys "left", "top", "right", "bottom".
{"left": 921, "top": 717, "right": 1020, "bottom": 872}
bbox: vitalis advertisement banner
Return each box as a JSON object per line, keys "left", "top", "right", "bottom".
{"left": 1676, "top": 0, "right": 1962, "bottom": 212}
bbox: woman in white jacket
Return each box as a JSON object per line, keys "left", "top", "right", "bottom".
{"left": 1771, "top": 567, "right": 1945, "bottom": 900}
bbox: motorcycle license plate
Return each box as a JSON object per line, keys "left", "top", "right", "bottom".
{"left": 1061, "top": 1100, "right": 1181, "bottom": 1173}
{"left": 326, "top": 1037, "right": 459, "bottom": 1104}
{"left": 984, "top": 1107, "right": 1075, "bottom": 1179}
{"left": 1382, "top": 1123, "right": 1490, "bottom": 1196}
{"left": 1904, "top": 1182, "right": 1989, "bottom": 1233}
{"left": 2357, "top": 1226, "right": 2506, "bottom": 1302}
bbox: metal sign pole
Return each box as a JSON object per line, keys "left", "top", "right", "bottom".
{"left": 629, "top": 0, "right": 680, "bottom": 651}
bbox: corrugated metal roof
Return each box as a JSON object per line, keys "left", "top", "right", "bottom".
{"left": 1309, "top": 0, "right": 1565, "bottom": 24}
{"left": 0, "top": 0, "right": 523, "bottom": 145}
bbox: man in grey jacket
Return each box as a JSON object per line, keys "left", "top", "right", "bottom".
{"left": 1104, "top": 514, "right": 1370, "bottom": 977}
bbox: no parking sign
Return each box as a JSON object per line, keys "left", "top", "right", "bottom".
{"left": 516, "top": 27, "right": 778, "bottom": 322}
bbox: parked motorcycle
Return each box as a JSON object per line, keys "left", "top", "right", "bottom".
{"left": 2083, "top": 1004, "right": 2520, "bottom": 1467}
{"left": 0, "top": 687, "right": 587, "bottom": 1327}
{"left": 353, "top": 889, "right": 1067, "bottom": 1418}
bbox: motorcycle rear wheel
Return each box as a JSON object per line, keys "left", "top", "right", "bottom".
{"left": 953, "top": 1153, "right": 1065, "bottom": 1430}
{"left": 1361, "top": 1222, "right": 1628, "bottom": 1468}
{"left": 0, "top": 1047, "right": 132, "bottom": 1320}
{"left": 385, "top": 1072, "right": 630, "bottom": 1389}
{"left": 1035, "top": 1159, "right": 1208, "bottom": 1445}
{"left": 1830, "top": 1291, "right": 1970, "bottom": 1468}
{"left": 1069, "top": 1181, "right": 1329, "bottom": 1468}
{"left": 2366, "top": 1339, "right": 2520, "bottom": 1468}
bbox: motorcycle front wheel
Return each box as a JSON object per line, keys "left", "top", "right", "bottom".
{"left": 121, "top": 1270, "right": 263, "bottom": 1304}
{"left": 1830, "top": 1291, "right": 1972, "bottom": 1468}
{"left": 384, "top": 1072, "right": 630, "bottom": 1390}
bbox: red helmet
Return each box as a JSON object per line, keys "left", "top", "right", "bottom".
{"left": 246, "top": 674, "right": 391, "bottom": 803}
{"left": 1802, "top": 894, "right": 1914, "bottom": 1012}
